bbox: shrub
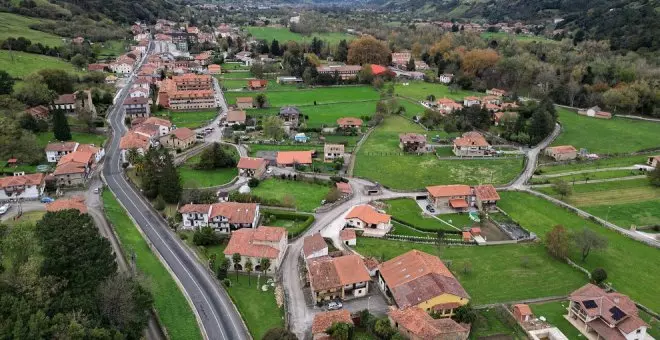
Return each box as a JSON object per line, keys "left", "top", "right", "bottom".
{"left": 192, "top": 227, "right": 221, "bottom": 246}
{"left": 153, "top": 196, "right": 165, "bottom": 211}
{"left": 178, "top": 232, "right": 188, "bottom": 240}
{"left": 591, "top": 268, "right": 608, "bottom": 285}
{"left": 248, "top": 178, "right": 260, "bottom": 188}
{"left": 222, "top": 278, "right": 231, "bottom": 287}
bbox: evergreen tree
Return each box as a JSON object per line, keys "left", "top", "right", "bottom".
{"left": 335, "top": 39, "right": 349, "bottom": 62}
{"left": 528, "top": 109, "right": 555, "bottom": 144}
{"left": 406, "top": 57, "right": 416, "bottom": 71}
{"left": 158, "top": 152, "right": 182, "bottom": 204}
{"left": 270, "top": 39, "right": 281, "bottom": 56}
{"left": 52, "top": 109, "right": 72, "bottom": 141}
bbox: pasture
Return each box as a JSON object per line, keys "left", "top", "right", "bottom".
{"left": 394, "top": 81, "right": 482, "bottom": 102}
{"left": 250, "top": 179, "right": 331, "bottom": 212}
{"left": 0, "top": 13, "right": 63, "bottom": 47}
{"left": 498, "top": 191, "right": 660, "bottom": 311}
{"left": 244, "top": 26, "right": 353, "bottom": 45}
{"left": 160, "top": 110, "right": 217, "bottom": 129}
{"left": 179, "top": 149, "right": 238, "bottom": 189}
{"left": 552, "top": 108, "right": 660, "bottom": 153}
{"left": 0, "top": 50, "right": 79, "bottom": 78}
{"left": 224, "top": 86, "right": 380, "bottom": 107}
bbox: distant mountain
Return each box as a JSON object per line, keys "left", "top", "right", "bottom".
{"left": 376, "top": 0, "right": 660, "bottom": 51}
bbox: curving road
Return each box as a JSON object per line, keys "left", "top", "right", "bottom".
{"left": 101, "top": 40, "right": 250, "bottom": 340}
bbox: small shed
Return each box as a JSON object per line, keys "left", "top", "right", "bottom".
{"left": 513, "top": 304, "right": 533, "bottom": 323}
{"left": 340, "top": 229, "right": 357, "bottom": 246}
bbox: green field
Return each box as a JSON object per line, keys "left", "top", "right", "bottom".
{"left": 225, "top": 274, "right": 284, "bottom": 339}
{"left": 224, "top": 86, "right": 380, "bottom": 107}
{"left": 498, "top": 191, "right": 660, "bottom": 311}
{"left": 552, "top": 108, "right": 660, "bottom": 153}
{"left": 241, "top": 100, "right": 381, "bottom": 128}
{"left": 394, "top": 81, "right": 482, "bottom": 102}
{"left": 245, "top": 26, "right": 353, "bottom": 44}
{"left": 537, "top": 179, "right": 660, "bottom": 227}
{"left": 470, "top": 307, "right": 526, "bottom": 339}
{"left": 529, "top": 301, "right": 583, "bottom": 339}
{"left": 262, "top": 209, "right": 315, "bottom": 238}
{"left": 387, "top": 198, "right": 475, "bottom": 231}
{"left": 179, "top": 150, "right": 238, "bottom": 189}
{"left": 36, "top": 131, "right": 106, "bottom": 147}
{"left": 354, "top": 237, "right": 586, "bottom": 305}
{"left": 247, "top": 144, "right": 323, "bottom": 157}
{"left": 531, "top": 169, "right": 646, "bottom": 184}
{"left": 161, "top": 110, "right": 217, "bottom": 129}
{"left": 538, "top": 154, "right": 653, "bottom": 174}
{"left": 3, "top": 211, "right": 46, "bottom": 226}
{"left": 0, "top": 13, "right": 64, "bottom": 47}
{"left": 221, "top": 79, "right": 249, "bottom": 90}
{"left": 250, "top": 179, "right": 330, "bottom": 212}
{"left": 481, "top": 31, "right": 557, "bottom": 43}
{"left": 95, "top": 39, "right": 128, "bottom": 58}
{"left": 354, "top": 116, "right": 523, "bottom": 190}
{"left": 0, "top": 50, "right": 79, "bottom": 78}
{"left": 102, "top": 191, "right": 202, "bottom": 340}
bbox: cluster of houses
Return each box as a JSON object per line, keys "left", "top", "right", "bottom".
{"left": 119, "top": 117, "right": 196, "bottom": 164}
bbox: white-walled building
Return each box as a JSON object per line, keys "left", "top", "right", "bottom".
{"left": 0, "top": 173, "right": 46, "bottom": 202}
{"left": 178, "top": 202, "right": 260, "bottom": 233}
{"left": 345, "top": 204, "right": 392, "bottom": 231}
{"left": 223, "top": 226, "right": 288, "bottom": 274}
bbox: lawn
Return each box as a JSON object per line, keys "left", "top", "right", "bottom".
{"left": 250, "top": 179, "right": 331, "bottom": 212}
{"left": 389, "top": 221, "right": 432, "bottom": 237}
{"left": 94, "top": 39, "right": 128, "bottom": 58}
{"left": 35, "top": 131, "right": 106, "bottom": 147}
{"left": 3, "top": 211, "right": 46, "bottom": 226}
{"left": 224, "top": 86, "right": 380, "bottom": 107}
{"left": 537, "top": 154, "right": 652, "bottom": 174}
{"left": 247, "top": 144, "right": 324, "bottom": 157}
{"left": 353, "top": 116, "right": 523, "bottom": 190}
{"left": 394, "top": 81, "right": 482, "bottom": 102}
{"left": 470, "top": 307, "right": 527, "bottom": 339}
{"left": 0, "top": 50, "right": 78, "bottom": 78}
{"left": 221, "top": 79, "right": 249, "bottom": 90}
{"left": 261, "top": 209, "right": 315, "bottom": 238}
{"left": 353, "top": 237, "right": 587, "bottom": 305}
{"left": 530, "top": 169, "right": 646, "bottom": 184}
{"left": 222, "top": 63, "right": 251, "bottom": 71}
{"left": 537, "top": 179, "right": 660, "bottom": 228}
{"left": 0, "top": 13, "right": 64, "bottom": 47}
{"left": 529, "top": 301, "right": 584, "bottom": 339}
{"left": 498, "top": 191, "right": 660, "bottom": 311}
{"left": 225, "top": 274, "right": 284, "bottom": 339}
{"left": 386, "top": 198, "right": 475, "bottom": 231}
{"left": 179, "top": 148, "right": 238, "bottom": 189}
{"left": 552, "top": 108, "right": 660, "bottom": 153}
{"left": 102, "top": 191, "right": 202, "bottom": 340}
{"left": 245, "top": 26, "right": 353, "bottom": 44}
{"left": 161, "top": 110, "right": 217, "bottom": 129}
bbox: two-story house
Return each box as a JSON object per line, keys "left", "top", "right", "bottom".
{"left": 279, "top": 106, "right": 300, "bottom": 129}
{"left": 50, "top": 94, "right": 77, "bottom": 114}
{"left": 302, "top": 233, "right": 328, "bottom": 260}
{"left": 159, "top": 128, "right": 196, "bottom": 150}
{"left": 452, "top": 131, "right": 492, "bottom": 157}
{"left": 237, "top": 157, "right": 268, "bottom": 178}
{"left": 52, "top": 150, "right": 95, "bottom": 187}
{"left": 463, "top": 96, "right": 481, "bottom": 107}
{"left": 178, "top": 202, "right": 260, "bottom": 233}
{"left": 123, "top": 97, "right": 151, "bottom": 118}
{"left": 308, "top": 254, "right": 371, "bottom": 303}
{"left": 223, "top": 226, "right": 287, "bottom": 274}
{"left": 141, "top": 117, "right": 172, "bottom": 136}
{"left": 399, "top": 133, "right": 428, "bottom": 153}
{"left": 119, "top": 131, "right": 151, "bottom": 164}
{"left": 0, "top": 172, "right": 46, "bottom": 202}
{"left": 45, "top": 142, "right": 79, "bottom": 163}
{"left": 324, "top": 144, "right": 345, "bottom": 162}
{"left": 426, "top": 184, "right": 473, "bottom": 211}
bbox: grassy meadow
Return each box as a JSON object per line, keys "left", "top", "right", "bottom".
{"left": 0, "top": 50, "right": 79, "bottom": 78}
{"left": 179, "top": 149, "right": 238, "bottom": 189}
{"left": 250, "top": 179, "right": 331, "bottom": 212}
{"left": 244, "top": 26, "right": 353, "bottom": 44}
{"left": 0, "top": 13, "right": 64, "bottom": 47}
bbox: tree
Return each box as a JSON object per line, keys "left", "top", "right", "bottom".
{"left": 97, "top": 274, "right": 153, "bottom": 339}
{"left": 262, "top": 116, "right": 286, "bottom": 140}
{"left": 603, "top": 86, "right": 639, "bottom": 114}
{"left": 255, "top": 93, "right": 267, "bottom": 108}
{"left": 248, "top": 178, "right": 260, "bottom": 188}
{"left": 325, "top": 187, "right": 343, "bottom": 203}
{"left": 39, "top": 69, "right": 75, "bottom": 94}
{"left": 335, "top": 39, "right": 349, "bottom": 62}
{"left": 52, "top": 109, "right": 72, "bottom": 141}
{"left": 545, "top": 225, "right": 569, "bottom": 259}
{"left": 262, "top": 327, "right": 297, "bottom": 340}
{"left": 167, "top": 216, "right": 179, "bottom": 233}
{"left": 14, "top": 74, "right": 56, "bottom": 106}
{"left": 158, "top": 152, "right": 182, "bottom": 204}
{"left": 572, "top": 228, "right": 608, "bottom": 262}
{"left": 270, "top": 39, "right": 281, "bottom": 56}
{"left": 461, "top": 49, "right": 500, "bottom": 76}
{"left": 528, "top": 109, "right": 554, "bottom": 145}
{"left": 259, "top": 258, "right": 271, "bottom": 275}
{"left": 217, "top": 258, "right": 229, "bottom": 280}
{"left": 648, "top": 166, "right": 660, "bottom": 187}
{"left": 591, "top": 268, "right": 608, "bottom": 285}
{"left": 232, "top": 253, "right": 242, "bottom": 280}
{"left": 373, "top": 319, "right": 394, "bottom": 339}
{"left": 197, "top": 143, "right": 237, "bottom": 170}
{"left": 406, "top": 57, "right": 416, "bottom": 71}
{"left": 327, "top": 322, "right": 353, "bottom": 340}
{"left": 70, "top": 54, "right": 88, "bottom": 69}
{"left": 347, "top": 35, "right": 391, "bottom": 66}
{"left": 552, "top": 180, "right": 572, "bottom": 199}
{"left": 0, "top": 70, "right": 15, "bottom": 95}
{"left": 192, "top": 227, "right": 220, "bottom": 246}
{"left": 453, "top": 304, "right": 477, "bottom": 323}
{"left": 244, "top": 260, "right": 253, "bottom": 286}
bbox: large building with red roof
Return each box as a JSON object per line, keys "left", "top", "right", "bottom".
{"left": 426, "top": 184, "right": 500, "bottom": 211}
{"left": 223, "top": 226, "right": 287, "bottom": 273}
{"left": 178, "top": 202, "right": 260, "bottom": 233}
{"left": 307, "top": 254, "right": 371, "bottom": 302}
{"left": 0, "top": 172, "right": 46, "bottom": 201}
{"left": 157, "top": 73, "right": 217, "bottom": 110}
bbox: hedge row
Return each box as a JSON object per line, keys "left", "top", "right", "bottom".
{"left": 262, "top": 210, "right": 315, "bottom": 239}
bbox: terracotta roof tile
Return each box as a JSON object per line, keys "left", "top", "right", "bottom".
{"left": 312, "top": 310, "right": 353, "bottom": 335}
{"left": 337, "top": 117, "right": 363, "bottom": 127}
{"left": 236, "top": 97, "right": 253, "bottom": 103}
{"left": 46, "top": 197, "right": 87, "bottom": 214}
{"left": 388, "top": 307, "right": 468, "bottom": 340}
{"left": 120, "top": 131, "right": 150, "bottom": 149}
{"left": 547, "top": 145, "right": 577, "bottom": 154}
{"left": 45, "top": 142, "right": 78, "bottom": 152}
{"left": 399, "top": 133, "right": 426, "bottom": 143}
{"left": 0, "top": 173, "right": 45, "bottom": 188}
{"left": 453, "top": 131, "right": 489, "bottom": 147}
{"left": 178, "top": 203, "right": 211, "bottom": 214}
{"left": 345, "top": 204, "right": 390, "bottom": 225}
{"left": 276, "top": 151, "right": 313, "bottom": 165}
{"left": 170, "top": 128, "right": 195, "bottom": 140}
{"left": 143, "top": 117, "right": 172, "bottom": 127}
{"left": 303, "top": 233, "right": 327, "bottom": 257}
{"left": 223, "top": 226, "right": 286, "bottom": 259}
{"left": 209, "top": 202, "right": 258, "bottom": 224}
{"left": 474, "top": 184, "right": 500, "bottom": 201}
{"left": 237, "top": 157, "right": 267, "bottom": 170}
{"left": 227, "top": 110, "right": 246, "bottom": 123}
{"left": 426, "top": 185, "right": 472, "bottom": 197}
{"left": 336, "top": 182, "right": 352, "bottom": 194}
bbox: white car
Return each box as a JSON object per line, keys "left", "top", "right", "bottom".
{"left": 0, "top": 203, "right": 10, "bottom": 215}
{"left": 266, "top": 168, "right": 272, "bottom": 174}
{"left": 327, "top": 301, "right": 343, "bottom": 310}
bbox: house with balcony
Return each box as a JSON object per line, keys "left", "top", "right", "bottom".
{"left": 567, "top": 284, "right": 648, "bottom": 340}
{"left": 237, "top": 157, "right": 268, "bottom": 178}
{"left": 452, "top": 131, "right": 493, "bottom": 157}
{"left": 324, "top": 144, "right": 344, "bottom": 162}
{"left": 123, "top": 97, "right": 151, "bottom": 118}
{"left": 178, "top": 202, "right": 260, "bottom": 233}
{"left": 0, "top": 172, "right": 46, "bottom": 202}
{"left": 45, "top": 142, "right": 79, "bottom": 163}
{"left": 399, "top": 133, "right": 428, "bottom": 153}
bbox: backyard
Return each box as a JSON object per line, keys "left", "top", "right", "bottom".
{"left": 498, "top": 191, "right": 660, "bottom": 311}
{"left": 529, "top": 301, "right": 584, "bottom": 339}
{"left": 179, "top": 148, "right": 238, "bottom": 189}
{"left": 225, "top": 274, "right": 285, "bottom": 339}
{"left": 36, "top": 131, "right": 106, "bottom": 147}
{"left": 386, "top": 198, "right": 475, "bottom": 231}
{"left": 353, "top": 237, "right": 587, "bottom": 305}
{"left": 552, "top": 108, "right": 660, "bottom": 154}
{"left": 102, "top": 191, "right": 202, "bottom": 340}
{"left": 250, "top": 179, "right": 331, "bottom": 212}
{"left": 353, "top": 116, "right": 523, "bottom": 190}
{"left": 261, "top": 209, "right": 315, "bottom": 238}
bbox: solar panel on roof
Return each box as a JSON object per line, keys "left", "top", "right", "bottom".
{"left": 610, "top": 306, "right": 626, "bottom": 321}
{"left": 583, "top": 300, "right": 598, "bottom": 309}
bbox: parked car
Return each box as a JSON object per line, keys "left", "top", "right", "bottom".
{"left": 425, "top": 204, "right": 436, "bottom": 213}
{"left": 40, "top": 197, "right": 54, "bottom": 203}
{"left": 0, "top": 203, "right": 10, "bottom": 215}
{"left": 266, "top": 168, "right": 272, "bottom": 174}
{"left": 327, "top": 301, "right": 343, "bottom": 310}
{"left": 93, "top": 187, "right": 100, "bottom": 194}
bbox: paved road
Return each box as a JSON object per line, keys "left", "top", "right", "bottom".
{"left": 102, "top": 40, "right": 250, "bottom": 340}
{"left": 507, "top": 123, "right": 561, "bottom": 189}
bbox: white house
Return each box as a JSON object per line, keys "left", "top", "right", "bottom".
{"left": 141, "top": 117, "right": 172, "bottom": 136}
{"left": 111, "top": 62, "right": 134, "bottom": 74}
{"left": 0, "top": 172, "right": 46, "bottom": 202}
{"left": 302, "top": 233, "right": 328, "bottom": 260}
{"left": 178, "top": 202, "right": 260, "bottom": 233}
{"left": 439, "top": 73, "right": 454, "bottom": 84}
{"left": 463, "top": 96, "right": 481, "bottom": 107}
{"left": 129, "top": 87, "right": 150, "bottom": 99}
{"left": 45, "top": 142, "right": 79, "bottom": 163}
{"left": 223, "top": 226, "right": 288, "bottom": 274}
{"left": 345, "top": 204, "right": 392, "bottom": 231}
{"left": 119, "top": 131, "right": 151, "bottom": 164}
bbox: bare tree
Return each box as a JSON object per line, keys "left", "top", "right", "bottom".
{"left": 572, "top": 228, "right": 607, "bottom": 262}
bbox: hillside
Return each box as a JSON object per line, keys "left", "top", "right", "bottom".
{"left": 377, "top": 0, "right": 660, "bottom": 51}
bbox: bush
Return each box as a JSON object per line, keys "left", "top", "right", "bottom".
{"left": 262, "top": 210, "right": 315, "bottom": 238}
{"left": 153, "top": 196, "right": 165, "bottom": 211}
{"left": 178, "top": 232, "right": 188, "bottom": 240}
{"left": 222, "top": 278, "right": 231, "bottom": 287}
{"left": 248, "top": 178, "right": 260, "bottom": 188}
{"left": 591, "top": 268, "right": 608, "bottom": 285}
{"left": 192, "top": 227, "right": 221, "bottom": 246}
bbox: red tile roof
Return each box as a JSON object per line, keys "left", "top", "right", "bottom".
{"left": 52, "top": 161, "right": 86, "bottom": 175}
{"left": 236, "top": 97, "right": 253, "bottom": 103}
{"left": 426, "top": 184, "right": 471, "bottom": 198}
{"left": 209, "top": 202, "right": 258, "bottom": 223}
{"left": 223, "top": 226, "right": 286, "bottom": 259}
{"left": 227, "top": 110, "right": 246, "bottom": 123}
{"left": 237, "top": 157, "right": 267, "bottom": 170}
{"left": 449, "top": 199, "right": 468, "bottom": 208}
{"left": 120, "top": 131, "right": 150, "bottom": 149}
{"left": 453, "top": 131, "right": 489, "bottom": 147}
{"left": 123, "top": 97, "right": 149, "bottom": 105}
{"left": 57, "top": 151, "right": 93, "bottom": 166}
{"left": 337, "top": 117, "right": 363, "bottom": 127}
{"left": 399, "top": 133, "right": 426, "bottom": 143}
{"left": 248, "top": 79, "right": 267, "bottom": 88}
{"left": 276, "top": 151, "right": 313, "bottom": 165}
{"left": 369, "top": 64, "right": 388, "bottom": 75}
{"left": 474, "top": 184, "right": 500, "bottom": 201}
{"left": 46, "top": 197, "right": 87, "bottom": 214}
{"left": 303, "top": 233, "right": 327, "bottom": 257}
{"left": 336, "top": 182, "right": 352, "bottom": 194}
{"left": 340, "top": 229, "right": 356, "bottom": 241}
{"left": 134, "top": 123, "right": 160, "bottom": 138}
{"left": 143, "top": 117, "right": 172, "bottom": 127}
{"left": 388, "top": 307, "right": 468, "bottom": 340}
{"left": 53, "top": 94, "right": 76, "bottom": 105}
{"left": 0, "top": 173, "right": 45, "bottom": 188}
{"left": 513, "top": 304, "right": 532, "bottom": 316}
{"left": 178, "top": 203, "right": 211, "bottom": 214}
{"left": 171, "top": 127, "right": 195, "bottom": 140}
{"left": 569, "top": 283, "right": 645, "bottom": 332}
{"left": 45, "top": 141, "right": 78, "bottom": 152}
{"left": 308, "top": 255, "right": 370, "bottom": 291}
{"left": 547, "top": 145, "right": 577, "bottom": 154}
{"left": 312, "top": 310, "right": 353, "bottom": 335}
{"left": 345, "top": 204, "right": 390, "bottom": 225}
